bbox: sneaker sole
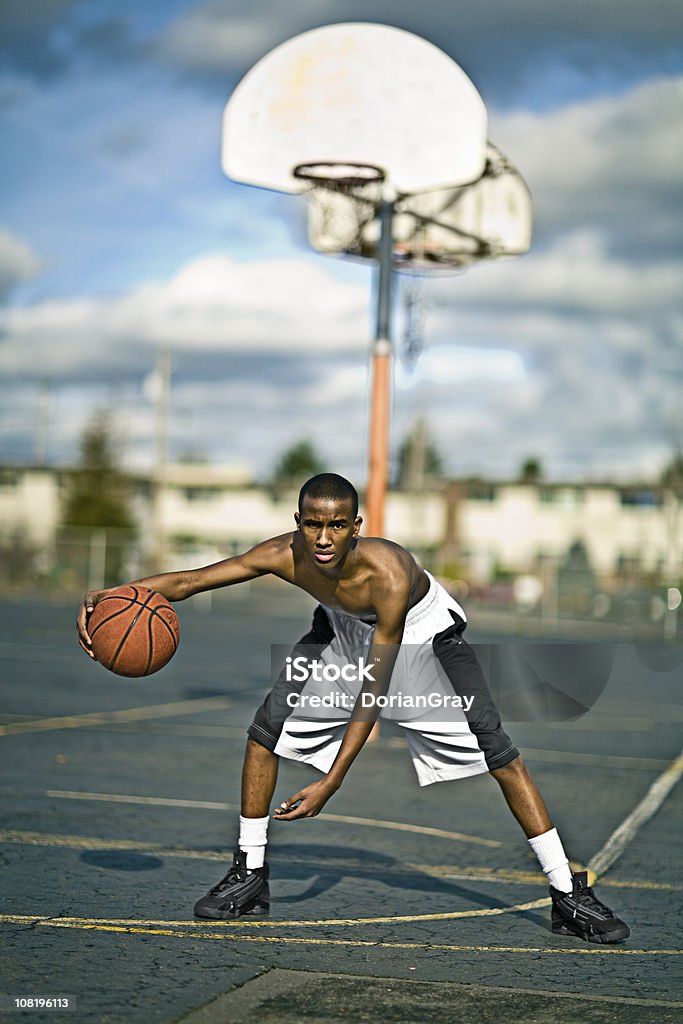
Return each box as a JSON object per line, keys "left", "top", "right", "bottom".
{"left": 194, "top": 894, "right": 270, "bottom": 920}
{"left": 552, "top": 912, "right": 630, "bottom": 944}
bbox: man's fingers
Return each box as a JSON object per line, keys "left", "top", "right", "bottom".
{"left": 77, "top": 637, "right": 96, "bottom": 659}
{"left": 275, "top": 795, "right": 301, "bottom": 812}
{"left": 273, "top": 795, "right": 304, "bottom": 819}
{"left": 77, "top": 592, "right": 98, "bottom": 646}
{"left": 77, "top": 616, "right": 92, "bottom": 646}
{"left": 273, "top": 805, "right": 306, "bottom": 821}
{"left": 76, "top": 618, "right": 92, "bottom": 646}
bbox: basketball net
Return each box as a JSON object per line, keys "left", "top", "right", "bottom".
{"left": 400, "top": 277, "right": 427, "bottom": 372}
{"left": 294, "top": 162, "right": 387, "bottom": 260}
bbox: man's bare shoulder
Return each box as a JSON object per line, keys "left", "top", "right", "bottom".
{"left": 354, "top": 537, "right": 419, "bottom": 590}
{"left": 245, "top": 532, "right": 296, "bottom": 574}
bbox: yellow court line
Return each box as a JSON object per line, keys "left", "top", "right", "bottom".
{"left": 0, "top": 697, "right": 232, "bottom": 736}
{"left": 517, "top": 748, "right": 671, "bottom": 771}
{"left": 4, "top": 829, "right": 680, "bottom": 894}
{"left": 0, "top": 830, "right": 227, "bottom": 858}
{"left": 589, "top": 747, "right": 683, "bottom": 878}
{"left": 1, "top": 905, "right": 548, "bottom": 929}
{"left": 2, "top": 827, "right": 503, "bottom": 870}
{"left": 0, "top": 832, "right": 550, "bottom": 925}
{"left": 409, "top": 864, "right": 681, "bottom": 891}
{"left": 0, "top": 916, "right": 679, "bottom": 957}
{"left": 48, "top": 791, "right": 240, "bottom": 812}
{"left": 2, "top": 753, "right": 680, "bottom": 934}
{"left": 46, "top": 790, "right": 501, "bottom": 847}
{"left": 5, "top": 827, "right": 676, "bottom": 899}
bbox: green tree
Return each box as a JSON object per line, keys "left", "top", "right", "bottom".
{"left": 661, "top": 450, "right": 683, "bottom": 496}
{"left": 270, "top": 439, "right": 325, "bottom": 492}
{"left": 557, "top": 539, "right": 598, "bottom": 614}
{"left": 519, "top": 457, "right": 543, "bottom": 483}
{"left": 394, "top": 418, "right": 443, "bottom": 488}
{"left": 60, "top": 412, "right": 137, "bottom": 582}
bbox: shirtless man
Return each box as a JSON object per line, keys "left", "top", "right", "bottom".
{"left": 77, "top": 473, "right": 629, "bottom": 943}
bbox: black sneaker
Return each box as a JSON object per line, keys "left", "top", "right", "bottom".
{"left": 194, "top": 849, "right": 269, "bottom": 919}
{"left": 550, "top": 871, "right": 630, "bottom": 943}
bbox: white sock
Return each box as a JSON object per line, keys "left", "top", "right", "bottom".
{"left": 528, "top": 827, "right": 573, "bottom": 893}
{"left": 239, "top": 814, "right": 269, "bottom": 870}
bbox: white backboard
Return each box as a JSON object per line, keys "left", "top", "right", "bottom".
{"left": 222, "top": 23, "right": 488, "bottom": 195}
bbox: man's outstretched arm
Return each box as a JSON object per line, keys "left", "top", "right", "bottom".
{"left": 76, "top": 534, "right": 288, "bottom": 656}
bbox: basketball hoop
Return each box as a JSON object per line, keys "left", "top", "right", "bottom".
{"left": 293, "top": 162, "right": 387, "bottom": 262}
{"left": 293, "top": 161, "right": 386, "bottom": 190}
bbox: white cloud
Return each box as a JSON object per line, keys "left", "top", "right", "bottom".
{"left": 0, "top": 226, "right": 41, "bottom": 300}
{"left": 1, "top": 66, "right": 680, "bottom": 483}
{"left": 489, "top": 75, "right": 683, "bottom": 247}
{"left": 430, "top": 231, "right": 683, "bottom": 314}
{"left": 0, "top": 254, "right": 369, "bottom": 378}
{"left": 157, "top": 10, "right": 276, "bottom": 70}
{"left": 154, "top": 1, "right": 339, "bottom": 74}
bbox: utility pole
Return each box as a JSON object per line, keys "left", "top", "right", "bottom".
{"left": 34, "top": 379, "right": 52, "bottom": 466}
{"left": 366, "top": 193, "right": 395, "bottom": 538}
{"left": 151, "top": 347, "right": 172, "bottom": 572}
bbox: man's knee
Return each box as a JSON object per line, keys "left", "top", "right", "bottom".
{"left": 245, "top": 735, "right": 278, "bottom": 760}
{"left": 490, "top": 752, "right": 525, "bottom": 781}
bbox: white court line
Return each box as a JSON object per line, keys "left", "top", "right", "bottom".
{"left": 0, "top": 697, "right": 232, "bottom": 736}
{"left": 589, "top": 746, "right": 683, "bottom": 878}
{"left": 1, "top": 748, "right": 681, "bottom": 938}
{"left": 46, "top": 790, "right": 501, "bottom": 847}
{"left": 47, "top": 791, "right": 238, "bottom": 812}
{"left": 44, "top": 741, "right": 683, "bottom": 887}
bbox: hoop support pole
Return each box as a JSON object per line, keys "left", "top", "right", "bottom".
{"left": 366, "top": 196, "right": 394, "bottom": 537}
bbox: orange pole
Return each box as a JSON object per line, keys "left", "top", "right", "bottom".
{"left": 366, "top": 339, "right": 391, "bottom": 537}
{"left": 366, "top": 194, "right": 394, "bottom": 539}
{"left": 366, "top": 194, "right": 394, "bottom": 743}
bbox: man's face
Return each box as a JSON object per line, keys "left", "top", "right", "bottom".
{"left": 295, "top": 495, "right": 361, "bottom": 569}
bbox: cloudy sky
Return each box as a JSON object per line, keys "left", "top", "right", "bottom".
{"left": 1, "top": 0, "right": 681, "bottom": 483}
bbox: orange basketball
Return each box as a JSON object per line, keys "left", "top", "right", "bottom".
{"left": 87, "top": 585, "right": 180, "bottom": 677}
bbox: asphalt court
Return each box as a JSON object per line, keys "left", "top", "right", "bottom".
{"left": 1, "top": 591, "right": 682, "bottom": 1023}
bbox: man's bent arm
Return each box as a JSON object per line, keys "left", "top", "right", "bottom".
{"left": 324, "top": 629, "right": 401, "bottom": 788}
{"left": 275, "top": 578, "right": 409, "bottom": 820}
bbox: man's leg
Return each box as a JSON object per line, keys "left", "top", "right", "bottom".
{"left": 238, "top": 737, "right": 278, "bottom": 870}
{"left": 491, "top": 754, "right": 573, "bottom": 890}
{"left": 490, "top": 754, "right": 553, "bottom": 838}
{"left": 490, "top": 755, "right": 573, "bottom": 891}
{"left": 490, "top": 754, "right": 630, "bottom": 942}
{"left": 430, "top": 621, "right": 629, "bottom": 940}
{"left": 432, "top": 620, "right": 571, "bottom": 888}
{"left": 242, "top": 736, "right": 279, "bottom": 817}
{"left": 193, "top": 737, "right": 275, "bottom": 919}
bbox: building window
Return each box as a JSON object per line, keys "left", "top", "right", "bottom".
{"left": 0, "top": 471, "right": 20, "bottom": 490}
{"left": 182, "top": 487, "right": 220, "bottom": 502}
{"left": 467, "top": 483, "right": 497, "bottom": 502}
{"left": 619, "top": 489, "right": 662, "bottom": 507}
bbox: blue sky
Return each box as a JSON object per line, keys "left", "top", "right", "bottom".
{"left": 1, "top": 0, "right": 682, "bottom": 482}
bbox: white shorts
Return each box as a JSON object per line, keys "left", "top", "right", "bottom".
{"left": 249, "top": 573, "right": 518, "bottom": 786}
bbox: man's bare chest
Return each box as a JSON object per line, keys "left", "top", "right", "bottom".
{"left": 291, "top": 569, "right": 375, "bottom": 618}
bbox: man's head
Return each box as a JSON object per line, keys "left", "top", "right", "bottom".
{"left": 298, "top": 474, "right": 359, "bottom": 518}
{"left": 295, "top": 474, "right": 362, "bottom": 570}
